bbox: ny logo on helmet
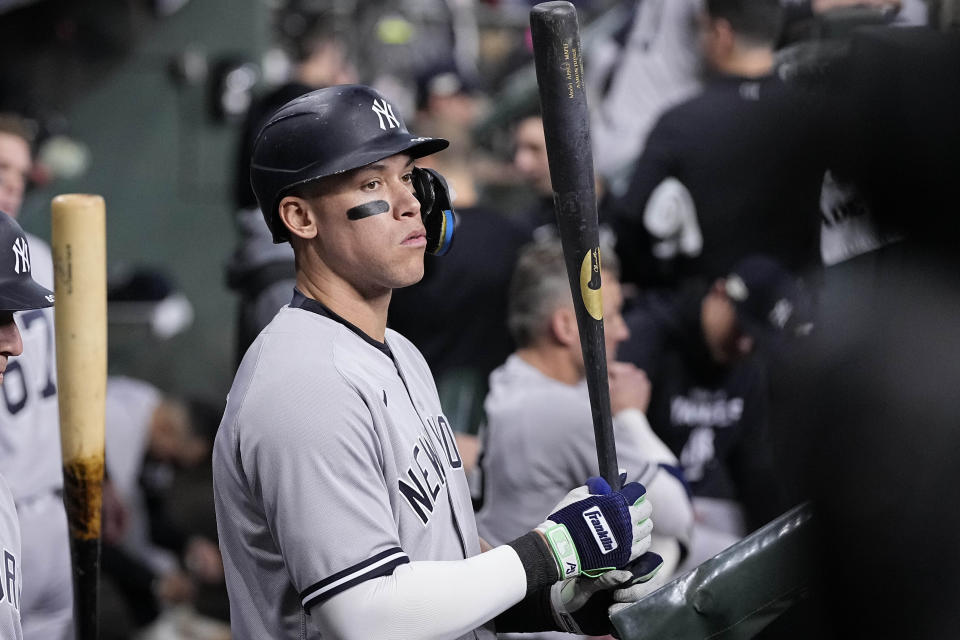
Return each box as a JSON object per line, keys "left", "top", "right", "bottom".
{"left": 11, "top": 237, "right": 29, "bottom": 274}
{"left": 372, "top": 99, "right": 400, "bottom": 130}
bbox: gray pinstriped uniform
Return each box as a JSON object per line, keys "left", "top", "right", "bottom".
{"left": 214, "top": 291, "right": 493, "bottom": 639}
{"left": 0, "top": 475, "right": 22, "bottom": 640}
{"left": 0, "top": 234, "right": 72, "bottom": 640}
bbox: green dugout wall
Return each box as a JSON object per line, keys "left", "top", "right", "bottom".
{"left": 17, "top": 0, "right": 270, "bottom": 403}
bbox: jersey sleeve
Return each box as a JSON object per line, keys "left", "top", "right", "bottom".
{"left": 237, "top": 361, "right": 408, "bottom": 611}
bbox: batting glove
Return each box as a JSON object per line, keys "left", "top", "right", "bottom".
{"left": 551, "top": 551, "right": 663, "bottom": 635}
{"left": 535, "top": 476, "right": 653, "bottom": 580}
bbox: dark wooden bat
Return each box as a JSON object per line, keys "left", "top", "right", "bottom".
{"left": 530, "top": 1, "right": 619, "bottom": 489}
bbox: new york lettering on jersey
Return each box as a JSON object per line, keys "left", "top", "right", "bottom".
{"left": 398, "top": 414, "right": 463, "bottom": 525}
{"left": 0, "top": 548, "right": 19, "bottom": 612}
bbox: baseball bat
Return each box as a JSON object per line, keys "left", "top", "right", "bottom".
{"left": 52, "top": 194, "right": 107, "bottom": 640}
{"left": 530, "top": 1, "right": 619, "bottom": 489}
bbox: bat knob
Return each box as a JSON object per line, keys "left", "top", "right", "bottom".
{"left": 531, "top": 1, "right": 576, "bottom": 20}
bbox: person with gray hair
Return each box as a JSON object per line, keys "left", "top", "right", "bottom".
{"left": 476, "top": 238, "right": 694, "bottom": 639}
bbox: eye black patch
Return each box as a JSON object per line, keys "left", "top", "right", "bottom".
{"left": 346, "top": 200, "right": 390, "bottom": 220}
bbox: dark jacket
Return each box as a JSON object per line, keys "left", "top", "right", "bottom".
{"left": 618, "top": 283, "right": 786, "bottom": 531}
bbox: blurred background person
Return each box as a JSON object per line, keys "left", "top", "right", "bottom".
{"left": 510, "top": 111, "right": 557, "bottom": 238}
{"left": 101, "top": 375, "right": 225, "bottom": 639}
{"left": 589, "top": 0, "right": 706, "bottom": 197}
{"left": 761, "top": 20, "right": 960, "bottom": 639}
{"left": 608, "top": 0, "right": 835, "bottom": 292}
{"left": 618, "top": 254, "right": 810, "bottom": 570}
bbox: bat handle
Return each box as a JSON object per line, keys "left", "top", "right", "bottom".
{"left": 71, "top": 538, "right": 100, "bottom": 640}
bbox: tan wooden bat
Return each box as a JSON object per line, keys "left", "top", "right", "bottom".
{"left": 52, "top": 194, "right": 107, "bottom": 640}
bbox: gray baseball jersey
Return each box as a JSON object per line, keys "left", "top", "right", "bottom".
{"left": 476, "top": 354, "right": 659, "bottom": 546}
{"left": 0, "top": 234, "right": 62, "bottom": 501}
{"left": 0, "top": 233, "right": 73, "bottom": 640}
{"left": 213, "top": 290, "right": 490, "bottom": 639}
{"left": 0, "top": 474, "right": 22, "bottom": 640}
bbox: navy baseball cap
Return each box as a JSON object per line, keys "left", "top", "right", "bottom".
{"left": 0, "top": 211, "right": 54, "bottom": 312}
{"left": 723, "top": 255, "right": 814, "bottom": 347}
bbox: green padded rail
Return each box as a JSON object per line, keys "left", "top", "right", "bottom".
{"left": 612, "top": 502, "right": 814, "bottom": 640}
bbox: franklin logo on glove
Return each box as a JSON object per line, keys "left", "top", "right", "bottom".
{"left": 536, "top": 476, "right": 653, "bottom": 579}
{"left": 583, "top": 507, "right": 617, "bottom": 554}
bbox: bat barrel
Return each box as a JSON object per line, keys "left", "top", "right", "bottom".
{"left": 52, "top": 193, "right": 107, "bottom": 640}
{"left": 530, "top": 1, "right": 595, "bottom": 196}
{"left": 530, "top": 2, "right": 620, "bottom": 488}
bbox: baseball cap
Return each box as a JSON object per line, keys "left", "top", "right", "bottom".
{"left": 0, "top": 210, "right": 54, "bottom": 312}
{"left": 723, "top": 255, "right": 814, "bottom": 348}
{"left": 250, "top": 84, "right": 449, "bottom": 243}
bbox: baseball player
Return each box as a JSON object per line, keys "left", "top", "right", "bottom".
{"left": 0, "top": 114, "right": 73, "bottom": 640}
{"left": 213, "top": 84, "right": 661, "bottom": 639}
{"left": 0, "top": 209, "right": 58, "bottom": 640}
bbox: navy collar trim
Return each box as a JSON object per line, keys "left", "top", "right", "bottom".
{"left": 290, "top": 289, "right": 393, "bottom": 358}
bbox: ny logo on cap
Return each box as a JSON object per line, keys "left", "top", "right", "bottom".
{"left": 371, "top": 99, "right": 400, "bottom": 130}
{"left": 11, "top": 237, "right": 29, "bottom": 275}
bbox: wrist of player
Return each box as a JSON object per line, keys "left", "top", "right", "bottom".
{"left": 534, "top": 476, "right": 653, "bottom": 580}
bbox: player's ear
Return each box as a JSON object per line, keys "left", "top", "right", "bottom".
{"left": 713, "top": 17, "right": 736, "bottom": 53}
{"left": 278, "top": 196, "right": 319, "bottom": 241}
{"left": 550, "top": 306, "right": 579, "bottom": 348}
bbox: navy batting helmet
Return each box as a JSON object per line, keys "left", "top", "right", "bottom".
{"left": 250, "top": 84, "right": 449, "bottom": 243}
{"left": 0, "top": 211, "right": 54, "bottom": 312}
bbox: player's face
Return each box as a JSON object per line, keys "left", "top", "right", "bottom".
{"left": 0, "top": 132, "right": 31, "bottom": 219}
{"left": 702, "top": 286, "right": 753, "bottom": 364}
{"left": 571, "top": 270, "right": 627, "bottom": 371}
{"left": 513, "top": 116, "right": 552, "bottom": 196}
{"left": 698, "top": 13, "right": 732, "bottom": 72}
{"left": 311, "top": 154, "right": 426, "bottom": 295}
{"left": 0, "top": 312, "right": 24, "bottom": 385}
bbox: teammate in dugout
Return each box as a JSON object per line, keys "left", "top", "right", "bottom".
{"left": 0, "top": 113, "right": 73, "bottom": 640}
{"left": 213, "top": 84, "right": 663, "bottom": 639}
{"left": 0, "top": 210, "right": 58, "bottom": 639}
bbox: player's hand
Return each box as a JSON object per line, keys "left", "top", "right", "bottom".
{"left": 535, "top": 476, "right": 653, "bottom": 580}
{"left": 551, "top": 552, "right": 664, "bottom": 635}
{"left": 608, "top": 362, "right": 651, "bottom": 414}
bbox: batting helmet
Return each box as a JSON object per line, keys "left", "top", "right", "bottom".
{"left": 0, "top": 211, "right": 54, "bottom": 312}
{"left": 250, "top": 84, "right": 449, "bottom": 243}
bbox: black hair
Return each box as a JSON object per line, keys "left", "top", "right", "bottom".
{"left": 706, "top": 0, "right": 784, "bottom": 46}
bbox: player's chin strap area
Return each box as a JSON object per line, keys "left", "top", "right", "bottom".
{"left": 412, "top": 167, "right": 455, "bottom": 256}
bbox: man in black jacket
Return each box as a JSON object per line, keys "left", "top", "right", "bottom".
{"left": 619, "top": 254, "right": 810, "bottom": 569}
{"left": 609, "top": 0, "right": 834, "bottom": 290}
